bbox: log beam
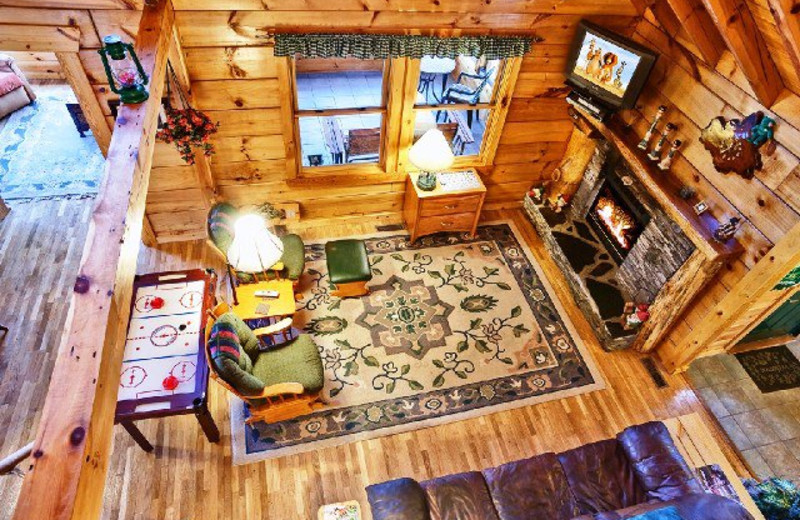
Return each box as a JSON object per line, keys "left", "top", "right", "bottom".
{"left": 660, "top": 220, "right": 800, "bottom": 372}
{"left": 700, "top": 0, "right": 783, "bottom": 106}
{"left": 166, "top": 24, "right": 217, "bottom": 210}
{"left": 765, "top": 0, "right": 800, "bottom": 75}
{"left": 56, "top": 52, "right": 113, "bottom": 157}
{"left": 10, "top": 2, "right": 174, "bottom": 520}
{"left": 663, "top": 0, "right": 727, "bottom": 64}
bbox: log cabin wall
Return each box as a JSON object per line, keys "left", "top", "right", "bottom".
{"left": 623, "top": 16, "right": 800, "bottom": 364}
{"left": 0, "top": 1, "right": 640, "bottom": 242}
{"left": 3, "top": 52, "right": 63, "bottom": 80}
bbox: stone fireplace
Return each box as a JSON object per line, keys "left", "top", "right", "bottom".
{"left": 525, "top": 139, "right": 695, "bottom": 350}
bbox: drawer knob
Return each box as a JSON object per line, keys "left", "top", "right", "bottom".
{"left": 441, "top": 221, "right": 454, "bottom": 227}
{"left": 444, "top": 204, "right": 457, "bottom": 210}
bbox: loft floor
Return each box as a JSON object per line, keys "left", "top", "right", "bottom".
{"left": 0, "top": 196, "right": 751, "bottom": 519}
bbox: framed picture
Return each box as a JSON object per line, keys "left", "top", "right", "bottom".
{"left": 693, "top": 200, "right": 708, "bottom": 215}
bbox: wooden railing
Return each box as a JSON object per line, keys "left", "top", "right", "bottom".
{"left": 0, "top": 442, "right": 33, "bottom": 475}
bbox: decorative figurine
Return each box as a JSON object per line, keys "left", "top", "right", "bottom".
{"left": 648, "top": 122, "right": 676, "bottom": 161}
{"left": 528, "top": 184, "right": 547, "bottom": 204}
{"left": 747, "top": 114, "right": 776, "bottom": 154}
{"left": 624, "top": 303, "right": 651, "bottom": 331}
{"left": 657, "top": 139, "right": 682, "bottom": 171}
{"left": 700, "top": 112, "right": 776, "bottom": 179}
{"left": 693, "top": 200, "right": 709, "bottom": 215}
{"left": 551, "top": 193, "right": 569, "bottom": 213}
{"left": 638, "top": 105, "right": 667, "bottom": 150}
{"left": 678, "top": 185, "right": 696, "bottom": 200}
{"left": 713, "top": 217, "right": 741, "bottom": 243}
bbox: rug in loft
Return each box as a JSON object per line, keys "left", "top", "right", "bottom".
{"left": 230, "top": 222, "right": 605, "bottom": 463}
{"left": 0, "top": 85, "right": 104, "bottom": 200}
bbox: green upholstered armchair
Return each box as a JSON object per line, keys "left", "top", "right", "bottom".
{"left": 207, "top": 202, "right": 306, "bottom": 287}
{"left": 204, "top": 304, "right": 325, "bottom": 424}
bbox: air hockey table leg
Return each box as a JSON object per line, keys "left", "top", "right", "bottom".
{"left": 194, "top": 399, "right": 221, "bottom": 443}
{"left": 121, "top": 420, "right": 154, "bottom": 452}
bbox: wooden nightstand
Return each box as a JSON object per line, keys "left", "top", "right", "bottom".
{"left": 403, "top": 169, "right": 487, "bottom": 243}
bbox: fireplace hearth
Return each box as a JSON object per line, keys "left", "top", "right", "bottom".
{"left": 587, "top": 172, "right": 651, "bottom": 265}
{"left": 523, "top": 141, "right": 695, "bottom": 350}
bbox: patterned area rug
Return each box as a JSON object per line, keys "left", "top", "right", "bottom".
{"left": 231, "top": 222, "right": 604, "bottom": 463}
{"left": 0, "top": 85, "right": 104, "bottom": 200}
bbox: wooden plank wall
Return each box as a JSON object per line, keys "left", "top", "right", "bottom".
{"left": 4, "top": 1, "right": 635, "bottom": 242}
{"left": 3, "top": 51, "right": 63, "bottom": 80}
{"left": 625, "top": 17, "right": 800, "bottom": 362}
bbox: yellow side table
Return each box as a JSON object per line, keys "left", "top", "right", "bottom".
{"left": 231, "top": 279, "right": 296, "bottom": 321}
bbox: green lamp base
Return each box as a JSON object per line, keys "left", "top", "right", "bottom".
{"left": 416, "top": 172, "right": 437, "bottom": 191}
{"left": 119, "top": 85, "right": 149, "bottom": 105}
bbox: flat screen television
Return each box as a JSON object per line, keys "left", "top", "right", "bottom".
{"left": 565, "top": 21, "right": 657, "bottom": 114}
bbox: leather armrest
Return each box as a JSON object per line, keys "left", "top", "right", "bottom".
{"left": 617, "top": 421, "right": 702, "bottom": 502}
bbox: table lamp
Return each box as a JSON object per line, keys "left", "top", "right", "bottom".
{"left": 226, "top": 214, "right": 284, "bottom": 303}
{"left": 408, "top": 128, "right": 455, "bottom": 191}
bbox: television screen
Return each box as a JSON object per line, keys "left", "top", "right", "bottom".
{"left": 573, "top": 32, "right": 641, "bottom": 99}
{"left": 565, "top": 21, "right": 657, "bottom": 111}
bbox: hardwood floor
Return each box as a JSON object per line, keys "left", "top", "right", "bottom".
{"left": 0, "top": 202, "right": 751, "bottom": 520}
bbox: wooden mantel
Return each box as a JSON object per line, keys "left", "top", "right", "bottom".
{"left": 563, "top": 103, "right": 743, "bottom": 360}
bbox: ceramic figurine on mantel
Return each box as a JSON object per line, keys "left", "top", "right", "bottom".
{"left": 648, "top": 122, "right": 676, "bottom": 161}
{"left": 638, "top": 105, "right": 667, "bottom": 150}
{"left": 657, "top": 139, "right": 682, "bottom": 171}
{"left": 528, "top": 183, "right": 548, "bottom": 204}
{"left": 551, "top": 193, "right": 570, "bottom": 213}
{"left": 713, "top": 217, "right": 741, "bottom": 243}
{"left": 623, "top": 302, "right": 651, "bottom": 331}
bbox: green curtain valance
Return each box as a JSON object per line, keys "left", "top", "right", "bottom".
{"left": 274, "top": 33, "right": 537, "bottom": 60}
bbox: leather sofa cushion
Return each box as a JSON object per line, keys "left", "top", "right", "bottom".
{"left": 367, "top": 478, "right": 431, "bottom": 520}
{"left": 617, "top": 422, "right": 702, "bottom": 502}
{"left": 421, "top": 471, "right": 500, "bottom": 520}
{"left": 558, "top": 439, "right": 646, "bottom": 515}
{"left": 589, "top": 493, "right": 754, "bottom": 520}
{"left": 482, "top": 453, "right": 579, "bottom": 520}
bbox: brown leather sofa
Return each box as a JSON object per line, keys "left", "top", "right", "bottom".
{"left": 366, "top": 421, "right": 754, "bottom": 520}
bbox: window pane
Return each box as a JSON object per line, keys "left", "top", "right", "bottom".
{"left": 299, "top": 113, "right": 382, "bottom": 167}
{"left": 416, "top": 55, "right": 501, "bottom": 107}
{"left": 295, "top": 57, "right": 384, "bottom": 110}
{"left": 413, "top": 108, "right": 488, "bottom": 157}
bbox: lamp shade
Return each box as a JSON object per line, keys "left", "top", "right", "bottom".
{"left": 408, "top": 128, "right": 455, "bottom": 172}
{"left": 226, "top": 214, "right": 284, "bottom": 273}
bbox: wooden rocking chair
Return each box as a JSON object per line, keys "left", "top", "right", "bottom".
{"left": 204, "top": 303, "right": 325, "bottom": 425}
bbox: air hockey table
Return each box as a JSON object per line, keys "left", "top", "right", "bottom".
{"left": 115, "top": 269, "right": 220, "bottom": 452}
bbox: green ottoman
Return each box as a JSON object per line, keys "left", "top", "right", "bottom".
{"left": 325, "top": 239, "right": 372, "bottom": 298}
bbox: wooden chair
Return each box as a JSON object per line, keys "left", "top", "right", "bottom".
{"left": 346, "top": 127, "right": 381, "bottom": 163}
{"left": 204, "top": 302, "right": 324, "bottom": 425}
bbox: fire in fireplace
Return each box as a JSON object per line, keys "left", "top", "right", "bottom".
{"left": 587, "top": 176, "right": 650, "bottom": 264}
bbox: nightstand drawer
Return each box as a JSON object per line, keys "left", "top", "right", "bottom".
{"left": 416, "top": 212, "right": 476, "bottom": 236}
{"left": 420, "top": 195, "right": 482, "bottom": 216}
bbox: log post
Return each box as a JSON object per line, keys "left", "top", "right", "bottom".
{"left": 11, "top": 2, "right": 174, "bottom": 519}
{"left": 546, "top": 108, "right": 598, "bottom": 205}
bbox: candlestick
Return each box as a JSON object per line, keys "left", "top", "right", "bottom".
{"left": 658, "top": 139, "right": 682, "bottom": 171}
{"left": 638, "top": 105, "right": 667, "bottom": 150}
{"left": 648, "top": 122, "right": 676, "bottom": 161}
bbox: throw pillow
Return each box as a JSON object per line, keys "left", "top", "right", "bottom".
{"left": 628, "top": 505, "right": 684, "bottom": 520}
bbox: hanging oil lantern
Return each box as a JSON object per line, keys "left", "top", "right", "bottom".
{"left": 97, "top": 34, "right": 149, "bottom": 104}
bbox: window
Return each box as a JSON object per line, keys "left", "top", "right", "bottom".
{"left": 284, "top": 53, "right": 518, "bottom": 178}
{"left": 292, "top": 57, "right": 388, "bottom": 170}
{"left": 412, "top": 55, "right": 503, "bottom": 158}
